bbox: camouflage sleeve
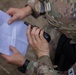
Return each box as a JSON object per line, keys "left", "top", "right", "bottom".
{"left": 25, "top": 56, "right": 59, "bottom": 75}
{"left": 37, "top": 56, "right": 58, "bottom": 75}
{"left": 26, "top": 0, "right": 39, "bottom": 11}
{"left": 26, "top": 0, "right": 40, "bottom": 17}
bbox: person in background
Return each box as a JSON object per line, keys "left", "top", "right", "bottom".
{"left": 1, "top": 0, "right": 76, "bottom": 75}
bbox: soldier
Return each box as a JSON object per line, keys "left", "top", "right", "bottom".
{"left": 1, "top": 0, "right": 76, "bottom": 75}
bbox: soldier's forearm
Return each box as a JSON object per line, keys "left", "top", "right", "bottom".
{"left": 38, "top": 56, "right": 53, "bottom": 67}
{"left": 21, "top": 6, "right": 32, "bottom": 17}
{"left": 25, "top": 0, "right": 40, "bottom": 18}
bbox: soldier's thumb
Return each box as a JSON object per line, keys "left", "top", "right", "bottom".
{"left": 9, "top": 46, "right": 18, "bottom": 53}
{"left": 8, "top": 16, "right": 18, "bottom": 24}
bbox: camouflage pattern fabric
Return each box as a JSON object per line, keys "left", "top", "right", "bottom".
{"left": 25, "top": 0, "right": 76, "bottom": 75}
{"left": 25, "top": 56, "right": 68, "bottom": 75}
{"left": 44, "top": 0, "right": 76, "bottom": 43}
{"left": 27, "top": 0, "right": 76, "bottom": 43}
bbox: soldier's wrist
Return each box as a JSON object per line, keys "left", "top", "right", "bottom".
{"left": 38, "top": 52, "right": 50, "bottom": 58}
{"left": 18, "top": 58, "right": 25, "bottom": 67}
{"left": 25, "top": 0, "right": 35, "bottom": 11}
{"left": 18, "top": 59, "right": 30, "bottom": 73}
{"left": 21, "top": 6, "right": 32, "bottom": 16}
{"left": 38, "top": 56, "right": 53, "bottom": 67}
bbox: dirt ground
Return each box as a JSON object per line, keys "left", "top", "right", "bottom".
{"left": 0, "top": 0, "right": 48, "bottom": 75}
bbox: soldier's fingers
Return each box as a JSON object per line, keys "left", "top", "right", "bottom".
{"left": 9, "top": 46, "right": 18, "bottom": 53}
{"left": 6, "top": 8, "right": 14, "bottom": 15}
{"left": 1, "top": 54, "right": 10, "bottom": 61}
{"left": 26, "top": 25, "right": 33, "bottom": 44}
{"left": 8, "top": 15, "right": 18, "bottom": 24}
{"left": 40, "top": 30, "right": 46, "bottom": 41}
{"left": 35, "top": 28, "right": 41, "bottom": 42}
{"left": 31, "top": 27, "right": 37, "bottom": 44}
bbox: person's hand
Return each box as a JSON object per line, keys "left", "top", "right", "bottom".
{"left": 26, "top": 25, "right": 51, "bottom": 58}
{"left": 7, "top": 6, "right": 32, "bottom": 24}
{"left": 1, "top": 46, "right": 25, "bottom": 67}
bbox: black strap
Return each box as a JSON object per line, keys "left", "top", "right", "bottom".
{"left": 18, "top": 59, "right": 30, "bottom": 73}
{"left": 54, "top": 34, "right": 76, "bottom": 71}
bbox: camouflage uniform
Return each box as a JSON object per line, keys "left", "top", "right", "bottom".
{"left": 25, "top": 0, "right": 76, "bottom": 75}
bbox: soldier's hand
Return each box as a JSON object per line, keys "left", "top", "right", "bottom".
{"left": 26, "top": 25, "right": 51, "bottom": 58}
{"left": 7, "top": 6, "right": 32, "bottom": 24}
{"left": 1, "top": 46, "right": 25, "bottom": 67}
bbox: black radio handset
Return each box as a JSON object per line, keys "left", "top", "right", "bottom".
{"left": 24, "top": 21, "right": 51, "bottom": 42}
